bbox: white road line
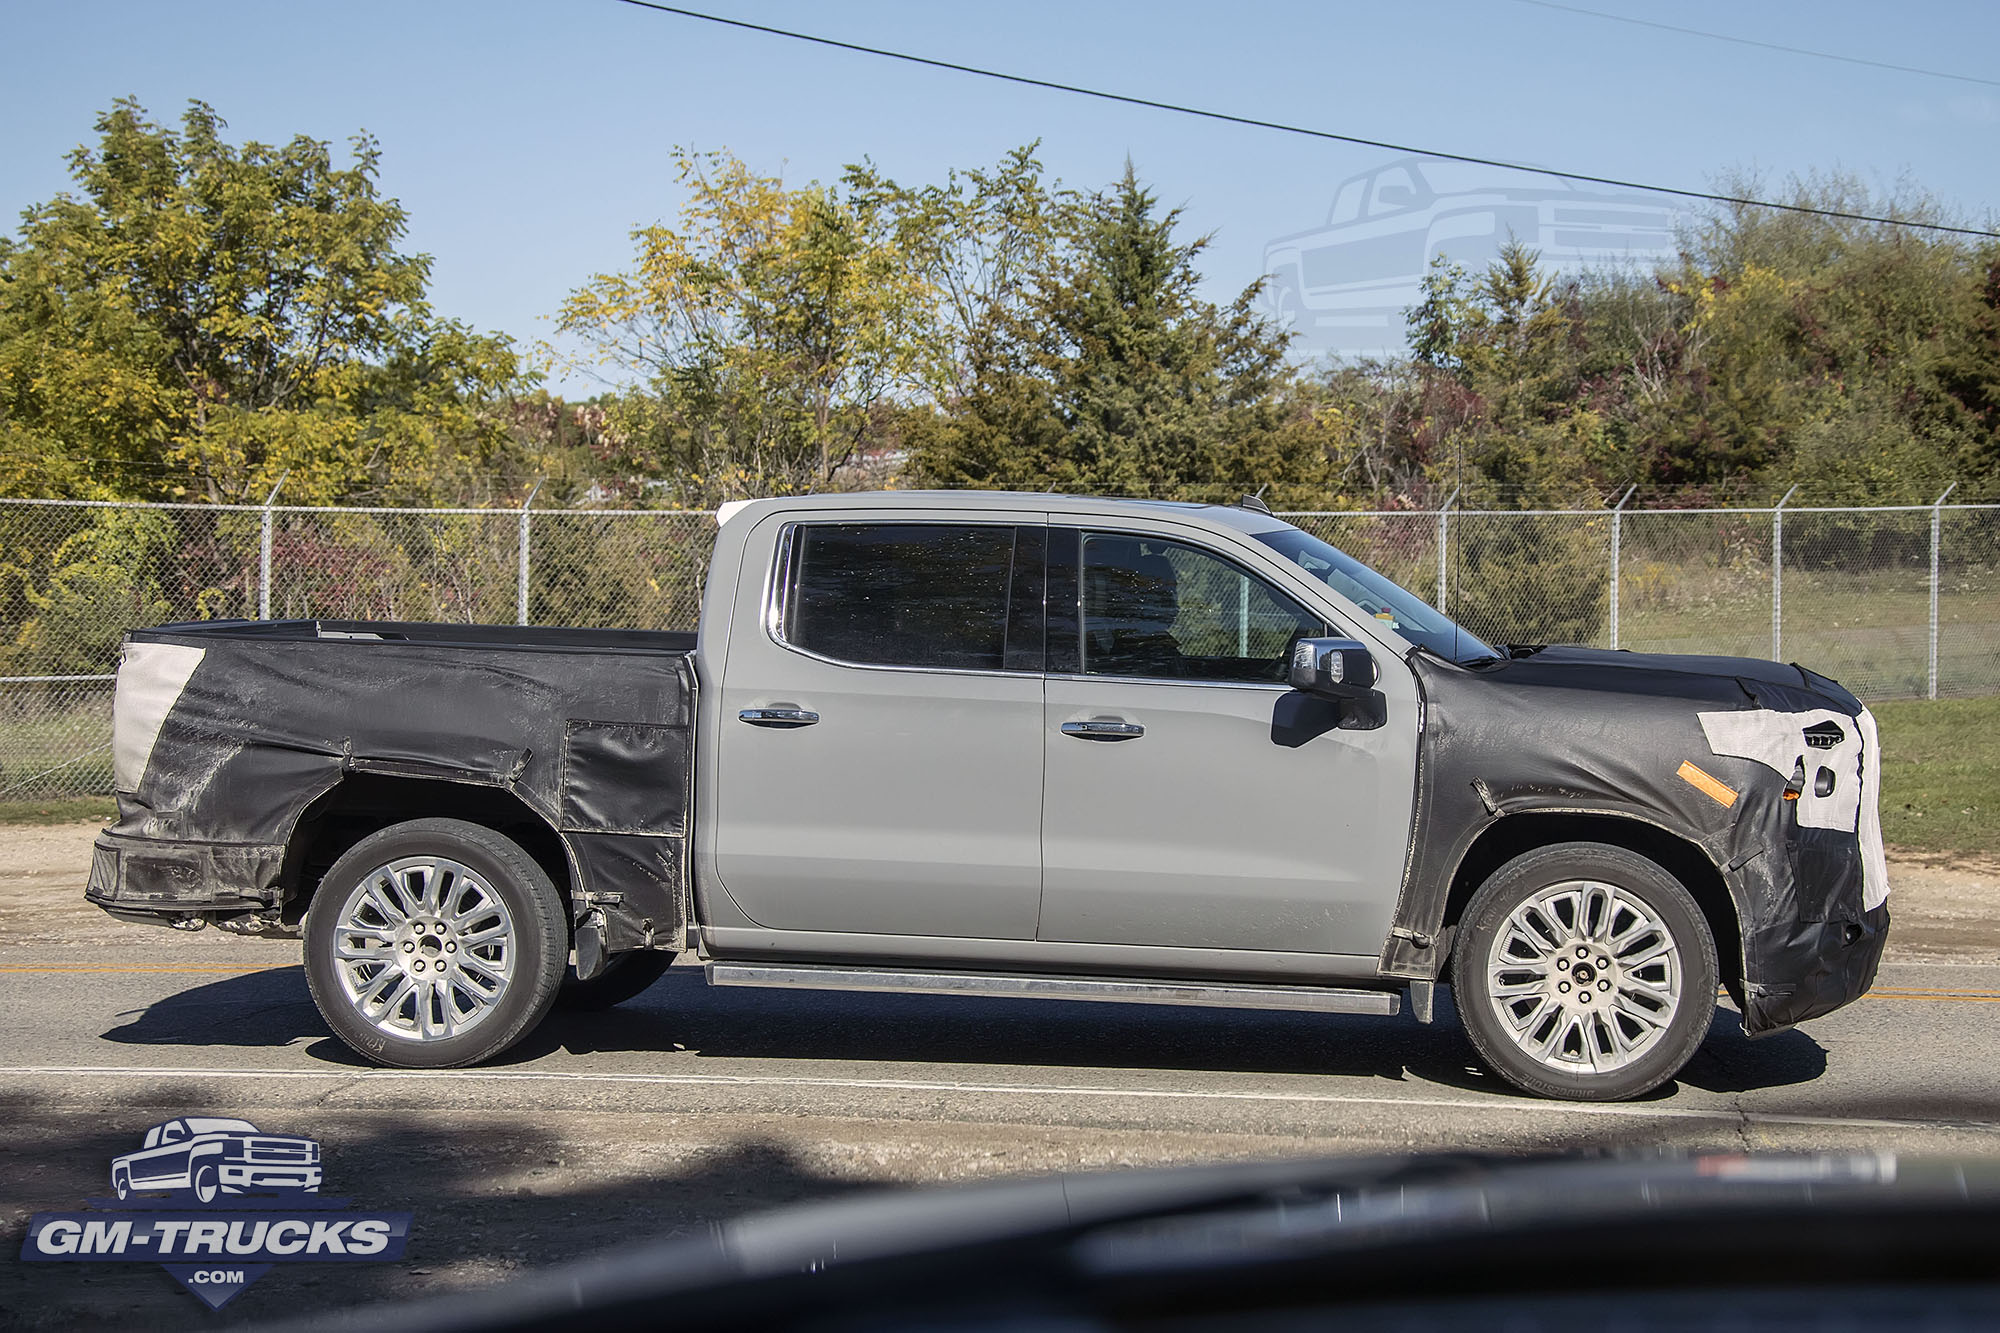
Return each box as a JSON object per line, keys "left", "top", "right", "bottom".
{"left": 6, "top": 1064, "right": 1996, "bottom": 1134}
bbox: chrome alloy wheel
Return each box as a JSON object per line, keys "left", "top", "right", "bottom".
{"left": 1483, "top": 879, "right": 1683, "bottom": 1075}
{"left": 330, "top": 856, "right": 516, "bottom": 1042}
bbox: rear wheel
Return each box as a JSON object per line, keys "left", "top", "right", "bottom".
{"left": 1451, "top": 841, "right": 1717, "bottom": 1101}
{"left": 304, "top": 818, "right": 567, "bottom": 1069}
{"left": 556, "top": 951, "right": 675, "bottom": 1011}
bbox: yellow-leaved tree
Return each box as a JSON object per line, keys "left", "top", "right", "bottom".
{"left": 555, "top": 149, "right": 934, "bottom": 501}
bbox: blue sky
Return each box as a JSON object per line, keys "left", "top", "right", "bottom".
{"left": 5, "top": 0, "right": 1996, "bottom": 391}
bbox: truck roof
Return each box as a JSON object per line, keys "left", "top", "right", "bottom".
{"left": 714, "top": 490, "right": 1294, "bottom": 537}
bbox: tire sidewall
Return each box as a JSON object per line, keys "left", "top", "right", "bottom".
{"left": 304, "top": 819, "right": 567, "bottom": 1069}
{"left": 193, "top": 1163, "right": 218, "bottom": 1204}
{"left": 1451, "top": 842, "right": 1719, "bottom": 1102}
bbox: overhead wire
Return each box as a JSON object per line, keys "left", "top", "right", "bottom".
{"left": 1508, "top": 0, "right": 2000, "bottom": 91}
{"left": 611, "top": 0, "right": 2000, "bottom": 241}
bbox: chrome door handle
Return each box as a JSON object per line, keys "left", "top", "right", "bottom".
{"left": 739, "top": 708, "right": 820, "bottom": 728}
{"left": 1061, "top": 719, "right": 1145, "bottom": 741}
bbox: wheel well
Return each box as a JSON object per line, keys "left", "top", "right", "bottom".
{"left": 278, "top": 775, "right": 573, "bottom": 927}
{"left": 1440, "top": 813, "right": 1744, "bottom": 990}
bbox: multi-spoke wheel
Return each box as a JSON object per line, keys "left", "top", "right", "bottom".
{"left": 1452, "top": 842, "right": 1718, "bottom": 1101}
{"left": 305, "top": 819, "right": 567, "bottom": 1069}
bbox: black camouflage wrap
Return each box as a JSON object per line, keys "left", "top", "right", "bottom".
{"left": 87, "top": 621, "right": 696, "bottom": 954}
{"left": 1380, "top": 646, "right": 1888, "bottom": 1035}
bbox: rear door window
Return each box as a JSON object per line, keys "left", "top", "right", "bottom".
{"left": 782, "top": 523, "right": 1037, "bottom": 672}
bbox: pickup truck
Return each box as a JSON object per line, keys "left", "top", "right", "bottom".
{"left": 86, "top": 491, "right": 1890, "bottom": 1101}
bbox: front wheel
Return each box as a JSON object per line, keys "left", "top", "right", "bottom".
{"left": 1451, "top": 842, "right": 1718, "bottom": 1102}
{"left": 304, "top": 818, "right": 568, "bottom": 1069}
{"left": 192, "top": 1163, "right": 219, "bottom": 1204}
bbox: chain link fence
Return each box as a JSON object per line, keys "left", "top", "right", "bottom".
{"left": 0, "top": 496, "right": 1992, "bottom": 798}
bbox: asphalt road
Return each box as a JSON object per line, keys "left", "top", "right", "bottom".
{"left": 5, "top": 938, "right": 2000, "bottom": 1328}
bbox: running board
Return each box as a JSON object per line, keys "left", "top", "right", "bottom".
{"left": 703, "top": 962, "right": 1400, "bottom": 1016}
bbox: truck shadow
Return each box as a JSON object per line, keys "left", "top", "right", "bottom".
{"left": 99, "top": 963, "right": 1825, "bottom": 1099}
{"left": 100, "top": 964, "right": 330, "bottom": 1048}
{"left": 525, "top": 968, "right": 1827, "bottom": 1100}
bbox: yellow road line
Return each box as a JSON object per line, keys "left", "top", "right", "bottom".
{"left": 0, "top": 965, "right": 290, "bottom": 975}
{"left": 1864, "top": 984, "right": 2000, "bottom": 996}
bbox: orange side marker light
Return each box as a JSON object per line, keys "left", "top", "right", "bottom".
{"left": 1677, "top": 760, "right": 1738, "bottom": 808}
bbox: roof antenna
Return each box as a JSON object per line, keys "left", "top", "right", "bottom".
{"left": 1237, "top": 484, "right": 1272, "bottom": 515}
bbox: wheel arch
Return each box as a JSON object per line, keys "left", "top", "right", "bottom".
{"left": 1438, "top": 811, "right": 1746, "bottom": 996}
{"left": 278, "top": 775, "right": 577, "bottom": 928}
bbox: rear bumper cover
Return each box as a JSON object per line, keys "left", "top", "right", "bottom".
{"left": 85, "top": 832, "right": 283, "bottom": 917}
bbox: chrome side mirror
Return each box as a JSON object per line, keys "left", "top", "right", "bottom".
{"left": 1288, "top": 637, "right": 1378, "bottom": 700}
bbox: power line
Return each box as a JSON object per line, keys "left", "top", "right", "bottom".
{"left": 1509, "top": 0, "right": 2000, "bottom": 90}
{"left": 612, "top": 0, "right": 2000, "bottom": 241}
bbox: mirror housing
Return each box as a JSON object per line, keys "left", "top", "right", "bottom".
{"left": 1288, "top": 637, "right": 1378, "bottom": 700}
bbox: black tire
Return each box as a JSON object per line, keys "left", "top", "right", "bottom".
{"left": 192, "top": 1162, "right": 219, "bottom": 1204}
{"left": 304, "top": 818, "right": 568, "bottom": 1069}
{"left": 1450, "top": 841, "right": 1718, "bottom": 1102}
{"left": 556, "top": 950, "right": 675, "bottom": 1012}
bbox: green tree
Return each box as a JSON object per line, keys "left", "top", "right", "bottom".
{"left": 0, "top": 99, "right": 519, "bottom": 504}
{"left": 555, "top": 148, "right": 932, "bottom": 502}
{"left": 914, "top": 164, "right": 1312, "bottom": 500}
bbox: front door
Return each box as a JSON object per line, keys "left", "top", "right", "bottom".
{"left": 1038, "top": 528, "right": 1407, "bottom": 958}
{"left": 710, "top": 516, "right": 1047, "bottom": 940}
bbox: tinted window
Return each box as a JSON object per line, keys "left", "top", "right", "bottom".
{"left": 784, "top": 524, "right": 1022, "bottom": 671}
{"left": 1078, "top": 534, "right": 1325, "bottom": 683}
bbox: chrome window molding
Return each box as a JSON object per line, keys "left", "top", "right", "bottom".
{"left": 1047, "top": 672, "right": 1292, "bottom": 694}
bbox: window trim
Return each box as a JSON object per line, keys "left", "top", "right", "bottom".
{"left": 1055, "top": 526, "right": 1330, "bottom": 688}
{"left": 764, "top": 519, "right": 1045, "bottom": 678}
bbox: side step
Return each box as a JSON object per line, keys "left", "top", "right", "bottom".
{"left": 703, "top": 962, "right": 1400, "bottom": 1016}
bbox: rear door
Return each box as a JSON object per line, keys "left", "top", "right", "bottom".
{"left": 1038, "top": 526, "right": 1409, "bottom": 958}
{"left": 709, "top": 515, "right": 1047, "bottom": 939}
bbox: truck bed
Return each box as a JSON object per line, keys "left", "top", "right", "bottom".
{"left": 88, "top": 619, "right": 697, "bottom": 954}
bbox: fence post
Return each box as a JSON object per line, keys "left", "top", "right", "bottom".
{"left": 1435, "top": 487, "right": 1460, "bottom": 613}
{"left": 1770, "top": 485, "right": 1797, "bottom": 662}
{"left": 1929, "top": 482, "right": 1957, "bottom": 700}
{"left": 517, "top": 480, "right": 543, "bottom": 626}
{"left": 258, "top": 471, "right": 288, "bottom": 620}
{"left": 1609, "top": 485, "right": 1635, "bottom": 650}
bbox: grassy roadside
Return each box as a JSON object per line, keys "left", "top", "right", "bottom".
{"left": 0, "top": 797, "right": 113, "bottom": 826}
{"left": 1872, "top": 697, "right": 1998, "bottom": 861}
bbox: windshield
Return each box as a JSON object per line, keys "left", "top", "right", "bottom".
{"left": 1252, "top": 526, "right": 1496, "bottom": 664}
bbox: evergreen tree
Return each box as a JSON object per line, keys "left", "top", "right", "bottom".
{"left": 913, "top": 165, "right": 1311, "bottom": 500}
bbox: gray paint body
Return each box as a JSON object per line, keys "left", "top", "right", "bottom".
{"left": 691, "top": 493, "right": 1420, "bottom": 981}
